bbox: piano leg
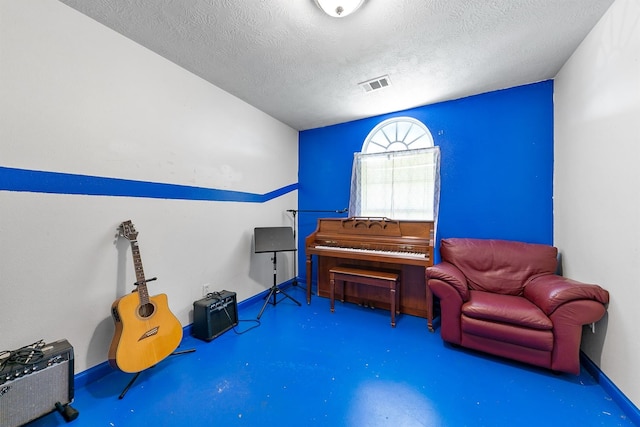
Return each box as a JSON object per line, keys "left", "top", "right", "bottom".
{"left": 306, "top": 255, "right": 313, "bottom": 304}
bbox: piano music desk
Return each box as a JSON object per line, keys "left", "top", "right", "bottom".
{"left": 329, "top": 266, "right": 400, "bottom": 327}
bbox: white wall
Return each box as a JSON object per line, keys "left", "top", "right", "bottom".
{"left": 0, "top": 0, "right": 298, "bottom": 373}
{"left": 554, "top": 0, "right": 640, "bottom": 407}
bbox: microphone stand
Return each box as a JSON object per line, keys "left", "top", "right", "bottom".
{"left": 286, "top": 208, "right": 348, "bottom": 294}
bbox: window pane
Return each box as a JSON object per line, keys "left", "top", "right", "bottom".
{"left": 349, "top": 147, "right": 440, "bottom": 221}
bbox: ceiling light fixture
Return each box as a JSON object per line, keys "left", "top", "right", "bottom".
{"left": 314, "top": 0, "right": 365, "bottom": 18}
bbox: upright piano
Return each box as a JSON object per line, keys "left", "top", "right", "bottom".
{"left": 305, "top": 217, "right": 435, "bottom": 324}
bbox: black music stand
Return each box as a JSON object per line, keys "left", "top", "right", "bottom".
{"left": 254, "top": 227, "right": 301, "bottom": 319}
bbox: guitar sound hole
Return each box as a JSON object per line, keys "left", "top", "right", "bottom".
{"left": 138, "top": 303, "right": 155, "bottom": 318}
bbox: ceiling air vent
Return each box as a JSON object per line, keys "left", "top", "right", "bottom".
{"left": 359, "top": 75, "right": 391, "bottom": 93}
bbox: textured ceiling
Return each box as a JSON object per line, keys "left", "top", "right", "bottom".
{"left": 57, "top": 0, "right": 615, "bottom": 131}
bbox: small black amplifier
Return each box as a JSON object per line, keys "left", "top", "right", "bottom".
{"left": 193, "top": 290, "right": 238, "bottom": 341}
{"left": 0, "top": 339, "right": 74, "bottom": 427}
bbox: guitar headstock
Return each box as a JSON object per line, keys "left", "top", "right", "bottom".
{"left": 119, "top": 220, "right": 138, "bottom": 241}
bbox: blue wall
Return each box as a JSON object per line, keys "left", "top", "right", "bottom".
{"left": 298, "top": 81, "right": 554, "bottom": 278}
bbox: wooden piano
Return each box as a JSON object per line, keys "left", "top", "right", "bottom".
{"left": 305, "top": 217, "right": 435, "bottom": 327}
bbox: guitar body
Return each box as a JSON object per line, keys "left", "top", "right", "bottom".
{"left": 109, "top": 291, "right": 183, "bottom": 373}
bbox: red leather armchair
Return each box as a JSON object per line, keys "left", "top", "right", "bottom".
{"left": 426, "top": 238, "right": 609, "bottom": 374}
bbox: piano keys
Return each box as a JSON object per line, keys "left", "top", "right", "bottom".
{"left": 305, "top": 217, "right": 435, "bottom": 323}
{"left": 312, "top": 245, "right": 427, "bottom": 260}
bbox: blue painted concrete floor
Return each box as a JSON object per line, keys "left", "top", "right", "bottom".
{"left": 29, "top": 286, "right": 634, "bottom": 426}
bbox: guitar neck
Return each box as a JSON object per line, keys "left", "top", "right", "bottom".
{"left": 130, "top": 240, "right": 150, "bottom": 305}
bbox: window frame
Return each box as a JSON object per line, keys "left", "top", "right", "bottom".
{"left": 349, "top": 117, "right": 440, "bottom": 221}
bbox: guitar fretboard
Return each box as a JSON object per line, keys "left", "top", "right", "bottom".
{"left": 130, "top": 241, "right": 150, "bottom": 306}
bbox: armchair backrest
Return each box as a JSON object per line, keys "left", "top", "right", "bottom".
{"left": 440, "top": 238, "right": 558, "bottom": 296}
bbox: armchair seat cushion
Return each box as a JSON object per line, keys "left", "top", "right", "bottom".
{"left": 462, "top": 316, "right": 554, "bottom": 351}
{"left": 462, "top": 291, "right": 553, "bottom": 330}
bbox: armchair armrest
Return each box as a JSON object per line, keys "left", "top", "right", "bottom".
{"left": 524, "top": 274, "right": 609, "bottom": 316}
{"left": 426, "top": 262, "right": 469, "bottom": 301}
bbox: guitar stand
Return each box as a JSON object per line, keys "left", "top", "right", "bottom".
{"left": 118, "top": 348, "right": 196, "bottom": 399}
{"left": 257, "top": 251, "right": 301, "bottom": 319}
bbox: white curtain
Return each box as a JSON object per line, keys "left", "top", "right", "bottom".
{"left": 348, "top": 147, "right": 440, "bottom": 221}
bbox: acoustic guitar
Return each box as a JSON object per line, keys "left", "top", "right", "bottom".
{"left": 108, "top": 220, "right": 183, "bottom": 373}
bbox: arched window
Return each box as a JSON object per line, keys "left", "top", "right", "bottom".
{"left": 362, "top": 117, "right": 434, "bottom": 153}
{"left": 349, "top": 117, "right": 440, "bottom": 221}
